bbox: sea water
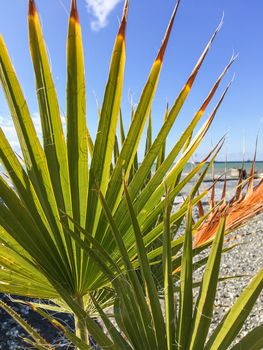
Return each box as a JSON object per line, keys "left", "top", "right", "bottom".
{"left": 0, "top": 162, "right": 262, "bottom": 204}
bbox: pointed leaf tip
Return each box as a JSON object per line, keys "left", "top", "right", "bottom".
{"left": 118, "top": 0, "right": 129, "bottom": 38}
{"left": 157, "top": 0, "right": 180, "bottom": 62}
{"left": 28, "top": 0, "right": 37, "bottom": 16}
{"left": 215, "top": 13, "right": 224, "bottom": 34}
{"left": 247, "top": 134, "right": 258, "bottom": 193}
{"left": 185, "top": 18, "right": 224, "bottom": 91}
{"left": 70, "top": 0, "right": 79, "bottom": 22}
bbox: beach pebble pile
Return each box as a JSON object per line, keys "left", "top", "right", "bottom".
{"left": 0, "top": 214, "right": 262, "bottom": 349}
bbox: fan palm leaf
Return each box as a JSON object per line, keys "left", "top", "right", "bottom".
{"left": 1, "top": 2, "right": 261, "bottom": 347}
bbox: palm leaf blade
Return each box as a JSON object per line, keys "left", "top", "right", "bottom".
{"left": 189, "top": 219, "right": 226, "bottom": 350}
{"left": 86, "top": 1, "right": 128, "bottom": 235}
{"left": 205, "top": 267, "right": 263, "bottom": 350}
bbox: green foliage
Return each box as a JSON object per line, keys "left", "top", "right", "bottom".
{"left": 0, "top": 0, "right": 228, "bottom": 302}
{"left": 0, "top": 0, "right": 262, "bottom": 349}
{"left": 64, "top": 194, "right": 262, "bottom": 350}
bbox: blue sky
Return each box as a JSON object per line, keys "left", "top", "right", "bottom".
{"left": 0, "top": 0, "right": 262, "bottom": 160}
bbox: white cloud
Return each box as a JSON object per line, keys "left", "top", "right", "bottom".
{"left": 85, "top": 0, "right": 122, "bottom": 31}
{"left": 0, "top": 113, "right": 66, "bottom": 158}
{"left": 0, "top": 115, "right": 22, "bottom": 156}
{"left": 0, "top": 113, "right": 43, "bottom": 156}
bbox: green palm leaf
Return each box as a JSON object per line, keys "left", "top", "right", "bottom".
{"left": 0, "top": 300, "right": 52, "bottom": 348}
{"left": 102, "top": 1, "right": 180, "bottom": 219}
{"left": 230, "top": 324, "right": 263, "bottom": 350}
{"left": 205, "top": 267, "right": 263, "bottom": 350}
{"left": 86, "top": 0, "right": 128, "bottom": 236}
{"left": 189, "top": 219, "right": 226, "bottom": 349}
{"left": 163, "top": 188, "right": 176, "bottom": 350}
{"left": 177, "top": 204, "right": 193, "bottom": 349}
{"left": 1, "top": 1, "right": 261, "bottom": 347}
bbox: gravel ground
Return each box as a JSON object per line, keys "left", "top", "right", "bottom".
{"left": 210, "top": 213, "right": 263, "bottom": 343}
{"left": 0, "top": 296, "right": 74, "bottom": 349}
{"left": 0, "top": 214, "right": 262, "bottom": 349}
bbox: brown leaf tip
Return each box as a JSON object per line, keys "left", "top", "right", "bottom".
{"left": 186, "top": 74, "right": 195, "bottom": 90}
{"left": 157, "top": 0, "right": 180, "bottom": 62}
{"left": 70, "top": 0, "right": 79, "bottom": 23}
{"left": 118, "top": 0, "right": 129, "bottom": 38}
{"left": 28, "top": 0, "right": 37, "bottom": 16}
